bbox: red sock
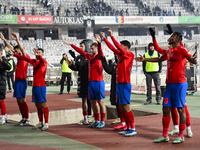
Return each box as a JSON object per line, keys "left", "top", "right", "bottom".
{"left": 17, "top": 102, "right": 25, "bottom": 118}
{"left": 22, "top": 102, "right": 29, "bottom": 119}
{"left": 162, "top": 116, "right": 171, "bottom": 138}
{"left": 101, "top": 113, "right": 106, "bottom": 122}
{"left": 185, "top": 105, "right": 191, "bottom": 127}
{"left": 83, "top": 111, "right": 88, "bottom": 116}
{"left": 43, "top": 107, "right": 49, "bottom": 123}
{"left": 178, "top": 124, "right": 186, "bottom": 138}
{"left": 171, "top": 107, "right": 179, "bottom": 126}
{"left": 37, "top": 107, "right": 44, "bottom": 122}
{"left": 94, "top": 113, "right": 100, "bottom": 121}
{"left": 122, "top": 111, "right": 130, "bottom": 128}
{"left": 0, "top": 100, "right": 6, "bottom": 115}
{"left": 126, "top": 111, "right": 135, "bottom": 129}
{"left": 118, "top": 106, "right": 125, "bottom": 123}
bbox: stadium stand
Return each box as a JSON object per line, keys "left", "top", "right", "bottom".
{"left": 0, "top": 0, "right": 199, "bottom": 16}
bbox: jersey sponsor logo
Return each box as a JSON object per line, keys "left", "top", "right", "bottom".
{"left": 164, "top": 97, "right": 168, "bottom": 104}
{"left": 90, "top": 60, "right": 96, "bottom": 65}
{"left": 167, "top": 58, "right": 179, "bottom": 62}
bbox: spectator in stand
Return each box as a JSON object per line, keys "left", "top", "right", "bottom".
{"left": 10, "top": 6, "right": 13, "bottom": 15}
{"left": 126, "top": 8, "right": 129, "bottom": 16}
{"left": 74, "top": 6, "right": 80, "bottom": 16}
{"left": 120, "top": 9, "right": 125, "bottom": 16}
{"left": 65, "top": 9, "right": 70, "bottom": 17}
{"left": 81, "top": 2, "right": 85, "bottom": 15}
{"left": 56, "top": 7, "right": 60, "bottom": 16}
{"left": 179, "top": 10, "right": 181, "bottom": 16}
{"left": 173, "top": 10, "right": 175, "bottom": 16}
{"left": 138, "top": 9, "right": 142, "bottom": 15}
{"left": 37, "top": 0, "right": 40, "bottom": 4}
{"left": 47, "top": 0, "right": 52, "bottom": 10}
{"left": 51, "top": 7, "right": 54, "bottom": 16}
{"left": 191, "top": 5, "right": 195, "bottom": 14}
{"left": 171, "top": 0, "right": 174, "bottom": 7}
{"left": 115, "top": 9, "right": 119, "bottom": 16}
{"left": 160, "top": 9, "right": 163, "bottom": 16}
{"left": 168, "top": 10, "right": 172, "bottom": 16}
{"left": 31, "top": 7, "right": 35, "bottom": 15}
{"left": 21, "top": 7, "right": 25, "bottom": 15}
{"left": 196, "top": 8, "right": 199, "bottom": 16}
{"left": 4, "top": 5, "right": 6, "bottom": 14}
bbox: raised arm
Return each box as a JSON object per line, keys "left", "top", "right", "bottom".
{"left": 12, "top": 33, "right": 26, "bottom": 56}
{"left": 152, "top": 38, "right": 166, "bottom": 55}
{"left": 135, "top": 54, "right": 164, "bottom": 63}
{"left": 108, "top": 30, "right": 127, "bottom": 55}
{"left": 13, "top": 53, "right": 31, "bottom": 62}
{"left": 94, "top": 34, "right": 104, "bottom": 56}
{"left": 64, "top": 41, "right": 88, "bottom": 58}
{"left": 0, "top": 33, "right": 14, "bottom": 51}
{"left": 100, "top": 32, "right": 121, "bottom": 55}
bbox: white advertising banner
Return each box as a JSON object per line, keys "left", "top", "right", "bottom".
{"left": 95, "top": 16, "right": 178, "bottom": 25}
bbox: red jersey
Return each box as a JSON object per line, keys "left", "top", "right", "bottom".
{"left": 14, "top": 55, "right": 47, "bottom": 86}
{"left": 162, "top": 46, "right": 192, "bottom": 84}
{"left": 104, "top": 36, "right": 134, "bottom": 83}
{"left": 71, "top": 42, "right": 104, "bottom": 81}
{"left": 14, "top": 53, "right": 30, "bottom": 80}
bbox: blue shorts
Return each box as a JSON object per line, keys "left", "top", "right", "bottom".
{"left": 13, "top": 80, "right": 27, "bottom": 98}
{"left": 116, "top": 83, "right": 131, "bottom": 105}
{"left": 163, "top": 82, "right": 188, "bottom": 108}
{"left": 79, "top": 94, "right": 88, "bottom": 98}
{"left": 88, "top": 81, "right": 105, "bottom": 100}
{"left": 32, "top": 86, "right": 46, "bottom": 103}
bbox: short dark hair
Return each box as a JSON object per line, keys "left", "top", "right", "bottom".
{"left": 80, "top": 41, "right": 84, "bottom": 45}
{"left": 90, "top": 42, "right": 98, "bottom": 47}
{"left": 14, "top": 45, "right": 19, "bottom": 50}
{"left": 38, "top": 48, "right": 44, "bottom": 53}
{"left": 0, "top": 49, "right": 2, "bottom": 52}
{"left": 120, "top": 40, "right": 131, "bottom": 49}
{"left": 173, "top": 32, "right": 182, "bottom": 42}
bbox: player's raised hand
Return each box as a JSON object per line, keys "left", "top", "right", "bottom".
{"left": 94, "top": 34, "right": 101, "bottom": 43}
{"left": 0, "top": 32, "right": 5, "bottom": 41}
{"left": 66, "top": 59, "right": 72, "bottom": 66}
{"left": 165, "top": 24, "right": 173, "bottom": 35}
{"left": 149, "top": 28, "right": 155, "bottom": 39}
{"left": 33, "top": 48, "right": 39, "bottom": 56}
{"left": 108, "top": 30, "right": 113, "bottom": 37}
{"left": 193, "top": 51, "right": 197, "bottom": 59}
{"left": 8, "top": 48, "right": 15, "bottom": 55}
{"left": 11, "top": 33, "right": 18, "bottom": 41}
{"left": 135, "top": 54, "right": 145, "bottom": 62}
{"left": 100, "top": 32, "right": 106, "bottom": 38}
{"left": 63, "top": 41, "right": 72, "bottom": 46}
{"left": 69, "top": 50, "right": 76, "bottom": 58}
